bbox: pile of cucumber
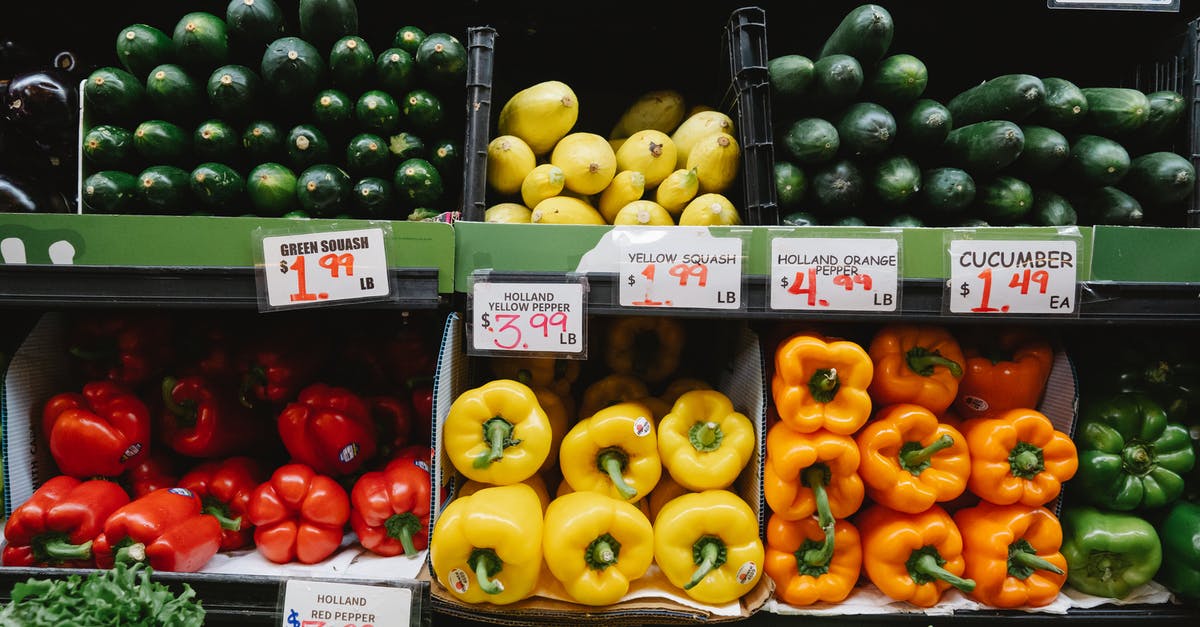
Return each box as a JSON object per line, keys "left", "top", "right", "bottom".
{"left": 769, "top": 3, "right": 1196, "bottom": 227}
{"left": 80, "top": 0, "right": 466, "bottom": 219}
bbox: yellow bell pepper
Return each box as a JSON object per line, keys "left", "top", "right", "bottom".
{"left": 604, "top": 316, "right": 686, "bottom": 383}
{"left": 647, "top": 472, "right": 691, "bottom": 523}
{"left": 458, "top": 473, "right": 551, "bottom": 514}
{"left": 557, "top": 477, "right": 653, "bottom": 518}
{"left": 489, "top": 356, "right": 580, "bottom": 397}
{"left": 654, "top": 489, "right": 765, "bottom": 604}
{"left": 430, "top": 483, "right": 544, "bottom": 605}
{"left": 443, "top": 379, "right": 552, "bottom": 485}
{"left": 532, "top": 386, "right": 570, "bottom": 474}
{"left": 635, "top": 395, "right": 672, "bottom": 422}
{"left": 579, "top": 374, "right": 650, "bottom": 421}
{"left": 542, "top": 491, "right": 655, "bottom": 606}
{"left": 658, "top": 390, "right": 755, "bottom": 491}
{"left": 560, "top": 401, "right": 662, "bottom": 501}
{"left": 660, "top": 377, "right": 713, "bottom": 405}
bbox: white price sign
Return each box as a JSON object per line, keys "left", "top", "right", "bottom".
{"left": 770, "top": 237, "right": 899, "bottom": 311}
{"left": 261, "top": 228, "right": 390, "bottom": 308}
{"left": 472, "top": 282, "right": 585, "bottom": 354}
{"left": 617, "top": 228, "right": 743, "bottom": 309}
{"left": 280, "top": 579, "right": 412, "bottom": 627}
{"left": 948, "top": 240, "right": 1078, "bottom": 314}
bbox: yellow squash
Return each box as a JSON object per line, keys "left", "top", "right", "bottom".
{"left": 610, "top": 89, "right": 687, "bottom": 139}
{"left": 687, "top": 132, "right": 740, "bottom": 194}
{"left": 531, "top": 196, "right": 606, "bottom": 225}
{"left": 616, "top": 130, "right": 678, "bottom": 188}
{"left": 484, "top": 203, "right": 532, "bottom": 223}
{"left": 614, "top": 200, "right": 675, "bottom": 226}
{"left": 655, "top": 167, "right": 700, "bottom": 215}
{"left": 486, "top": 135, "right": 537, "bottom": 196}
{"left": 497, "top": 80, "right": 579, "bottom": 155}
{"left": 599, "top": 170, "right": 646, "bottom": 224}
{"left": 520, "top": 163, "right": 566, "bottom": 208}
{"left": 672, "top": 110, "right": 735, "bottom": 169}
{"left": 678, "top": 193, "right": 742, "bottom": 226}
{"left": 550, "top": 132, "right": 618, "bottom": 196}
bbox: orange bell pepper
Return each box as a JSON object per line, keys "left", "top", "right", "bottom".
{"left": 856, "top": 404, "right": 971, "bottom": 514}
{"left": 954, "top": 327, "right": 1054, "bottom": 420}
{"left": 962, "top": 409, "right": 1078, "bottom": 507}
{"left": 953, "top": 502, "right": 1067, "bottom": 608}
{"left": 764, "top": 421, "right": 863, "bottom": 521}
{"left": 867, "top": 324, "right": 965, "bottom": 415}
{"left": 765, "top": 512, "right": 862, "bottom": 606}
{"left": 857, "top": 503, "right": 975, "bottom": 608}
{"left": 772, "top": 331, "right": 873, "bottom": 435}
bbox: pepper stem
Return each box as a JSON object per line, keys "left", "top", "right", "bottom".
{"left": 473, "top": 417, "right": 517, "bottom": 469}
{"left": 37, "top": 536, "right": 93, "bottom": 561}
{"left": 203, "top": 502, "right": 243, "bottom": 532}
{"left": 899, "top": 434, "right": 954, "bottom": 475}
{"left": 800, "top": 465, "right": 836, "bottom": 567}
{"left": 688, "top": 421, "right": 725, "bottom": 453}
{"left": 468, "top": 548, "right": 504, "bottom": 595}
{"left": 909, "top": 550, "right": 975, "bottom": 592}
{"left": 113, "top": 542, "right": 148, "bottom": 566}
{"left": 1010, "top": 547, "right": 1065, "bottom": 578}
{"left": 598, "top": 449, "right": 638, "bottom": 500}
{"left": 1008, "top": 441, "right": 1045, "bottom": 479}
{"left": 385, "top": 512, "right": 421, "bottom": 556}
{"left": 684, "top": 537, "right": 728, "bottom": 590}
{"left": 238, "top": 365, "right": 268, "bottom": 409}
{"left": 160, "top": 376, "right": 197, "bottom": 426}
{"left": 808, "top": 368, "right": 841, "bottom": 404}
{"left": 906, "top": 346, "right": 963, "bottom": 378}
{"left": 585, "top": 533, "right": 622, "bottom": 571}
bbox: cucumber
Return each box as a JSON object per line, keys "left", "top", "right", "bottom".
{"left": 835, "top": 102, "right": 895, "bottom": 158}
{"left": 896, "top": 98, "right": 952, "bottom": 152}
{"left": 194, "top": 119, "right": 241, "bottom": 162}
{"left": 1031, "top": 77, "right": 1088, "bottom": 131}
{"left": 246, "top": 162, "right": 297, "bottom": 215}
{"left": 353, "top": 176, "right": 395, "bottom": 217}
{"left": 207, "top": 64, "right": 262, "bottom": 121}
{"left": 83, "top": 125, "right": 135, "bottom": 168}
{"left": 947, "top": 74, "right": 1045, "bottom": 126}
{"left": 137, "top": 165, "right": 193, "bottom": 214}
{"left": 296, "top": 163, "right": 353, "bottom": 217}
{"left": 943, "top": 120, "right": 1025, "bottom": 175}
{"left": 887, "top": 214, "right": 924, "bottom": 228}
{"left": 392, "top": 26, "right": 427, "bottom": 56}
{"left": 819, "top": 4, "right": 894, "bottom": 65}
{"left": 782, "top": 117, "right": 839, "bottom": 164}
{"left": 1012, "top": 125, "right": 1069, "bottom": 178}
{"left": 1074, "top": 186, "right": 1143, "bottom": 225}
{"left": 243, "top": 120, "right": 283, "bottom": 161}
{"left": 376, "top": 48, "right": 415, "bottom": 98}
{"left": 261, "top": 36, "right": 325, "bottom": 102}
{"left": 830, "top": 215, "right": 867, "bottom": 226}
{"left": 83, "top": 170, "right": 140, "bottom": 213}
{"left": 329, "top": 36, "right": 375, "bottom": 89}
{"left": 145, "top": 64, "right": 202, "bottom": 118}
{"left": 299, "top": 0, "right": 359, "bottom": 54}
{"left": 346, "top": 133, "right": 390, "bottom": 176}
{"left": 356, "top": 90, "right": 403, "bottom": 135}
{"left": 974, "top": 176, "right": 1033, "bottom": 224}
{"left": 1140, "top": 90, "right": 1186, "bottom": 145}
{"left": 864, "top": 54, "right": 927, "bottom": 105}
{"left": 871, "top": 155, "right": 921, "bottom": 207}
{"left": 401, "top": 89, "right": 444, "bottom": 133}
{"left": 116, "top": 24, "right": 175, "bottom": 80}
{"left": 920, "top": 167, "right": 975, "bottom": 214}
{"left": 428, "top": 139, "right": 461, "bottom": 177}
{"left": 1066, "top": 134, "right": 1130, "bottom": 187}
{"left": 226, "top": 0, "right": 286, "bottom": 50}
{"left": 1121, "top": 151, "right": 1196, "bottom": 205}
{"left": 134, "top": 119, "right": 191, "bottom": 165}
{"left": 1081, "top": 87, "right": 1150, "bottom": 136}
{"left": 774, "top": 160, "right": 807, "bottom": 209}
{"left": 393, "top": 157, "right": 444, "bottom": 207}
{"left": 812, "top": 54, "right": 863, "bottom": 110}
{"left": 312, "top": 88, "right": 354, "bottom": 132}
{"left": 173, "top": 12, "right": 228, "bottom": 74}
{"left": 768, "top": 54, "right": 814, "bottom": 103}
{"left": 1031, "top": 189, "right": 1077, "bottom": 226}
{"left": 389, "top": 132, "right": 425, "bottom": 160}
{"left": 811, "top": 159, "right": 865, "bottom": 211}
{"left": 286, "top": 124, "right": 331, "bottom": 170}
{"left": 782, "top": 211, "right": 819, "bottom": 226}
{"left": 415, "top": 32, "right": 467, "bottom": 86}
{"left": 191, "top": 162, "right": 245, "bottom": 211}
{"left": 83, "top": 67, "right": 145, "bottom": 122}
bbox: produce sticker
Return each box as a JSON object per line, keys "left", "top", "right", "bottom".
{"left": 280, "top": 579, "right": 413, "bottom": 627}
{"left": 615, "top": 227, "right": 744, "bottom": 310}
{"left": 770, "top": 236, "right": 900, "bottom": 312}
{"left": 470, "top": 279, "right": 587, "bottom": 356}
{"left": 258, "top": 227, "right": 391, "bottom": 309}
{"left": 947, "top": 239, "right": 1079, "bottom": 315}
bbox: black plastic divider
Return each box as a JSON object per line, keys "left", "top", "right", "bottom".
{"left": 463, "top": 27, "right": 498, "bottom": 221}
{"left": 725, "top": 7, "right": 778, "bottom": 226}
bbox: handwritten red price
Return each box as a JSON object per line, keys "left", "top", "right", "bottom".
{"left": 963, "top": 268, "right": 1051, "bottom": 313}
{"left": 483, "top": 311, "right": 569, "bottom": 350}
{"left": 286, "top": 252, "right": 359, "bottom": 302}
{"left": 782, "top": 268, "right": 876, "bottom": 307}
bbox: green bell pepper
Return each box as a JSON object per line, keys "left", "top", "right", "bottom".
{"left": 1075, "top": 392, "right": 1195, "bottom": 511}
{"left": 1061, "top": 505, "right": 1161, "bottom": 599}
{"left": 1096, "top": 341, "right": 1199, "bottom": 426}
{"left": 1158, "top": 500, "right": 1200, "bottom": 602}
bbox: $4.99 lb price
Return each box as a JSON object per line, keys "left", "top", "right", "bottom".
{"left": 770, "top": 237, "right": 900, "bottom": 312}
{"left": 948, "top": 240, "right": 1078, "bottom": 314}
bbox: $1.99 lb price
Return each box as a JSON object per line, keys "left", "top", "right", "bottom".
{"left": 260, "top": 228, "right": 390, "bottom": 308}
{"left": 947, "top": 240, "right": 1078, "bottom": 314}
{"left": 618, "top": 230, "right": 742, "bottom": 309}
{"left": 472, "top": 281, "right": 585, "bottom": 354}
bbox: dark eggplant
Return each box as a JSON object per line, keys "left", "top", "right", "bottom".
{"left": 1, "top": 39, "right": 40, "bottom": 77}
{"left": 3, "top": 68, "right": 78, "bottom": 140}
{"left": 0, "top": 170, "right": 71, "bottom": 213}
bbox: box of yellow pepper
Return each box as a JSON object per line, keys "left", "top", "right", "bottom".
{"left": 425, "top": 314, "right": 771, "bottom": 622}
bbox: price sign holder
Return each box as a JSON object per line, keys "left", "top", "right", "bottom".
{"left": 766, "top": 227, "right": 902, "bottom": 313}
{"left": 614, "top": 226, "right": 750, "bottom": 311}
{"left": 253, "top": 222, "right": 396, "bottom": 312}
{"left": 1047, "top": 0, "right": 1178, "bottom": 11}
{"left": 943, "top": 227, "right": 1085, "bottom": 317}
{"left": 467, "top": 271, "right": 588, "bottom": 358}
{"left": 277, "top": 576, "right": 424, "bottom": 627}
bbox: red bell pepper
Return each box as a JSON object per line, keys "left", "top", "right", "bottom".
{"left": 368, "top": 394, "right": 413, "bottom": 461}
{"left": 246, "top": 463, "right": 351, "bottom": 564}
{"left": 178, "top": 456, "right": 268, "bottom": 551}
{"left": 122, "top": 451, "right": 181, "bottom": 498}
{"left": 92, "top": 487, "right": 223, "bottom": 572}
{"left": 67, "top": 313, "right": 174, "bottom": 389}
{"left": 383, "top": 323, "right": 437, "bottom": 388}
{"left": 2, "top": 476, "right": 130, "bottom": 567}
{"left": 389, "top": 444, "right": 434, "bottom": 472}
{"left": 161, "top": 375, "right": 268, "bottom": 458}
{"left": 277, "top": 383, "right": 378, "bottom": 476}
{"left": 409, "top": 378, "right": 434, "bottom": 443}
{"left": 42, "top": 380, "right": 152, "bottom": 478}
{"left": 350, "top": 457, "right": 431, "bottom": 557}
{"left": 237, "top": 344, "right": 323, "bottom": 408}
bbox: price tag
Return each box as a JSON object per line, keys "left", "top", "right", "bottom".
{"left": 770, "top": 237, "right": 899, "bottom": 311}
{"left": 948, "top": 240, "right": 1078, "bottom": 314}
{"left": 260, "top": 228, "right": 390, "bottom": 308}
{"left": 617, "top": 228, "right": 743, "bottom": 309}
{"left": 280, "top": 579, "right": 412, "bottom": 627}
{"left": 471, "top": 281, "right": 585, "bottom": 355}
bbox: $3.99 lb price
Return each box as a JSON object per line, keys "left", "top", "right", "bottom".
{"left": 947, "top": 240, "right": 1078, "bottom": 314}
{"left": 471, "top": 281, "right": 585, "bottom": 355}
